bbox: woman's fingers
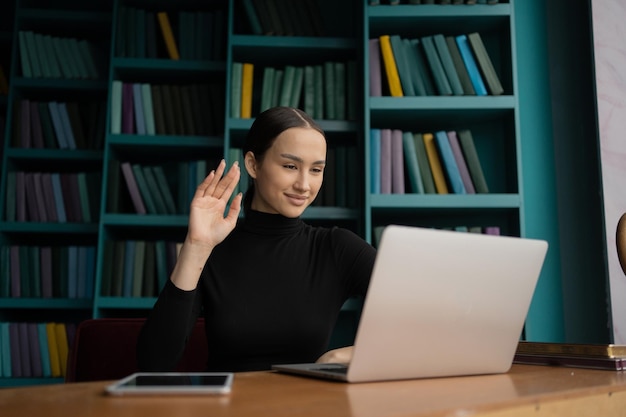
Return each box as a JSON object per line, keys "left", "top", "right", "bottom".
{"left": 196, "top": 160, "right": 240, "bottom": 201}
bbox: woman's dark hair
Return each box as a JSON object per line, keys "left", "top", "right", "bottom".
{"left": 242, "top": 106, "right": 325, "bottom": 214}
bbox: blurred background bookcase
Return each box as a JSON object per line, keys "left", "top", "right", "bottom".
{"left": 0, "top": 0, "right": 606, "bottom": 387}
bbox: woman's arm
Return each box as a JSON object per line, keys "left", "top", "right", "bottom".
{"left": 136, "top": 160, "right": 241, "bottom": 371}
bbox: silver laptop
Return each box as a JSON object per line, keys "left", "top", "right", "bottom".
{"left": 272, "top": 225, "right": 548, "bottom": 383}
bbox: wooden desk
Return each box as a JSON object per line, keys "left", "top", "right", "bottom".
{"left": 1, "top": 365, "right": 625, "bottom": 417}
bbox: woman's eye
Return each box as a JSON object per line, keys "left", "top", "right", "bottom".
{"left": 284, "top": 164, "right": 297, "bottom": 170}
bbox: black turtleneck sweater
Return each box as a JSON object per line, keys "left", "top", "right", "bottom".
{"left": 137, "top": 211, "right": 376, "bottom": 372}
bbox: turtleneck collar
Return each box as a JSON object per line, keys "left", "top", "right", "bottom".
{"left": 239, "top": 210, "right": 305, "bottom": 235}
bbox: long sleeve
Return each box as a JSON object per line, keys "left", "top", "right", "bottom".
{"left": 136, "top": 280, "right": 203, "bottom": 371}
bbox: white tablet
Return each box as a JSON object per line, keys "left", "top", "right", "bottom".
{"left": 105, "top": 372, "right": 234, "bottom": 396}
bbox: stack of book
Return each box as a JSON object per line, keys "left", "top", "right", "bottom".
{"left": 5, "top": 171, "right": 101, "bottom": 223}
{"left": 116, "top": 7, "right": 225, "bottom": 61}
{"left": 369, "top": 1, "right": 502, "bottom": 6}
{"left": 370, "top": 32, "right": 503, "bottom": 97}
{"left": 514, "top": 341, "right": 626, "bottom": 371}
{"left": 17, "top": 31, "right": 104, "bottom": 79}
{"left": 370, "top": 128, "right": 488, "bottom": 194}
{"left": 100, "top": 239, "right": 181, "bottom": 299}
{"left": 1, "top": 245, "right": 96, "bottom": 300}
{"left": 0, "top": 321, "right": 74, "bottom": 378}
{"left": 114, "top": 159, "right": 216, "bottom": 216}
{"left": 373, "top": 224, "right": 501, "bottom": 246}
{"left": 231, "top": 61, "right": 358, "bottom": 121}
{"left": 110, "top": 80, "right": 224, "bottom": 137}
{"left": 11, "top": 99, "right": 106, "bottom": 150}
{"left": 240, "top": 0, "right": 325, "bottom": 37}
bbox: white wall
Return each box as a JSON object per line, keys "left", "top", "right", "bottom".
{"left": 591, "top": 0, "right": 626, "bottom": 344}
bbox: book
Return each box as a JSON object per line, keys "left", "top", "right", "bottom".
{"left": 303, "top": 65, "right": 314, "bottom": 115}
{"left": 279, "top": 65, "right": 296, "bottom": 107}
{"left": 132, "top": 83, "right": 146, "bottom": 135}
{"left": 378, "top": 35, "right": 403, "bottom": 96}
{"left": 122, "top": 240, "right": 136, "bottom": 297}
{"left": 230, "top": 62, "right": 243, "bottom": 118}
{"left": 157, "top": 12, "right": 180, "bottom": 60}
{"left": 65, "top": 102, "right": 87, "bottom": 149}
{"left": 380, "top": 129, "right": 392, "bottom": 194}
{"left": 513, "top": 353, "right": 626, "bottom": 371}
{"left": 152, "top": 166, "right": 177, "bottom": 214}
{"left": 110, "top": 80, "right": 123, "bottom": 134}
{"left": 48, "top": 101, "right": 69, "bottom": 149}
{"left": 45, "top": 322, "right": 61, "bottom": 377}
{"left": 445, "top": 35, "right": 476, "bottom": 95}
{"left": 110, "top": 241, "right": 126, "bottom": 297}
{"left": 140, "top": 83, "right": 156, "bottom": 135}
{"left": 28, "top": 323, "right": 43, "bottom": 377}
{"left": 467, "top": 32, "right": 504, "bottom": 95}
{"left": 142, "top": 166, "right": 168, "bottom": 214}
{"left": 54, "top": 323, "right": 69, "bottom": 377}
{"left": 9, "top": 323, "right": 22, "bottom": 377}
{"left": 457, "top": 129, "right": 489, "bottom": 193}
{"left": 58, "top": 102, "right": 77, "bottom": 149}
{"left": 369, "top": 38, "right": 382, "bottom": 97}
{"left": 389, "top": 35, "right": 415, "bottom": 96}
{"left": 433, "top": 34, "right": 464, "bottom": 95}
{"left": 391, "top": 129, "right": 405, "bottom": 194}
{"left": 120, "top": 162, "right": 147, "bottom": 214}
{"left": 242, "top": 0, "right": 263, "bottom": 35}
{"left": 402, "top": 38, "right": 427, "bottom": 96}
{"left": 370, "top": 129, "right": 381, "bottom": 194}
{"left": 435, "top": 130, "right": 466, "bottom": 194}
{"left": 0, "top": 322, "right": 11, "bottom": 377}
{"left": 411, "top": 133, "right": 436, "bottom": 193}
{"left": 323, "top": 62, "right": 336, "bottom": 119}
{"left": 455, "top": 34, "right": 488, "bottom": 96}
{"left": 121, "top": 83, "right": 134, "bottom": 134}
{"left": 132, "top": 164, "right": 158, "bottom": 214}
{"left": 332, "top": 63, "right": 344, "bottom": 119}
{"left": 408, "top": 38, "right": 436, "bottom": 95}
{"left": 447, "top": 130, "right": 476, "bottom": 193}
{"left": 421, "top": 35, "right": 452, "bottom": 96}
{"left": 517, "top": 341, "right": 626, "bottom": 358}
{"left": 132, "top": 240, "right": 146, "bottom": 297}
{"left": 260, "top": 66, "right": 276, "bottom": 113}
{"left": 34, "top": 324, "right": 51, "bottom": 378}
{"left": 241, "top": 63, "right": 254, "bottom": 118}
{"left": 402, "top": 131, "right": 425, "bottom": 194}
{"left": 422, "top": 133, "right": 449, "bottom": 194}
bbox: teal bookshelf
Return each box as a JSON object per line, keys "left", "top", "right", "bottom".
{"left": 0, "top": 0, "right": 583, "bottom": 387}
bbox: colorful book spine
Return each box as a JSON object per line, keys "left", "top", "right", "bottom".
{"left": 435, "top": 130, "right": 466, "bottom": 194}
{"left": 422, "top": 132, "right": 449, "bottom": 194}
{"left": 241, "top": 63, "right": 254, "bottom": 118}
{"left": 455, "top": 34, "right": 488, "bottom": 96}
{"left": 447, "top": 130, "right": 476, "bottom": 193}
{"left": 378, "top": 35, "right": 403, "bottom": 97}
{"left": 157, "top": 12, "right": 180, "bottom": 60}
{"left": 369, "top": 38, "right": 382, "bottom": 97}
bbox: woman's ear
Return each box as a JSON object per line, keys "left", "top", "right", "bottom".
{"left": 244, "top": 151, "right": 257, "bottom": 179}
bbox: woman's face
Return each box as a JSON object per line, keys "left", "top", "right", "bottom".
{"left": 245, "top": 127, "right": 326, "bottom": 218}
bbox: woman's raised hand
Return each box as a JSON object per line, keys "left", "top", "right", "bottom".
{"left": 186, "top": 159, "right": 242, "bottom": 249}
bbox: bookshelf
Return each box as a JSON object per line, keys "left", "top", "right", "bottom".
{"left": 0, "top": 0, "right": 585, "bottom": 386}
{"left": 365, "top": 3, "right": 521, "bottom": 239}
{"left": 0, "top": 0, "right": 112, "bottom": 386}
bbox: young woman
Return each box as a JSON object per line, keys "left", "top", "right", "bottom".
{"left": 137, "top": 106, "right": 377, "bottom": 372}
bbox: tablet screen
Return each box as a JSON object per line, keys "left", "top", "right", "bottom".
{"left": 105, "top": 372, "right": 234, "bottom": 395}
